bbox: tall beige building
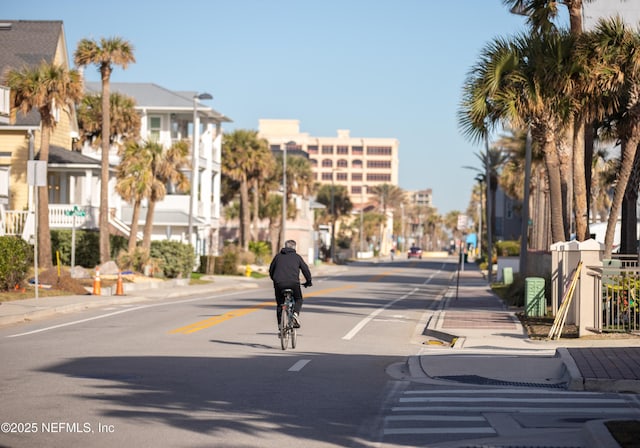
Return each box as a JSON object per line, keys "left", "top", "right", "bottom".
{"left": 258, "top": 119, "right": 399, "bottom": 208}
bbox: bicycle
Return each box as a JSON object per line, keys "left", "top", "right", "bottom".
{"left": 279, "top": 289, "right": 297, "bottom": 350}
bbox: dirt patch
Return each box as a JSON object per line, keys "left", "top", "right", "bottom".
{"left": 517, "top": 312, "right": 640, "bottom": 340}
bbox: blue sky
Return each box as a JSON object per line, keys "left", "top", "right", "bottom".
{"left": 4, "top": 1, "right": 563, "bottom": 215}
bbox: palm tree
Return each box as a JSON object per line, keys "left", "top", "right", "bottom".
{"left": 247, "top": 140, "right": 275, "bottom": 242}
{"left": 74, "top": 37, "right": 135, "bottom": 264}
{"left": 222, "top": 129, "right": 266, "bottom": 251}
{"left": 115, "top": 140, "right": 153, "bottom": 252}
{"left": 141, "top": 140, "right": 190, "bottom": 251}
{"left": 578, "top": 17, "right": 640, "bottom": 257}
{"left": 504, "top": 0, "right": 592, "bottom": 241}
{"left": 4, "top": 61, "right": 83, "bottom": 268}
{"left": 463, "top": 148, "right": 509, "bottom": 244}
{"left": 76, "top": 92, "right": 140, "bottom": 148}
{"left": 459, "top": 30, "right": 578, "bottom": 243}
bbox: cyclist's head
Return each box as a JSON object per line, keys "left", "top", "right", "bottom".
{"left": 285, "top": 240, "right": 296, "bottom": 250}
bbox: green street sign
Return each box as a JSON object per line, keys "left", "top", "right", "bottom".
{"left": 64, "top": 205, "right": 87, "bottom": 217}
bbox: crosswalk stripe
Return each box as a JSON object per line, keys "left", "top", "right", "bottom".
{"left": 384, "top": 427, "right": 496, "bottom": 435}
{"left": 385, "top": 415, "right": 485, "bottom": 422}
{"left": 392, "top": 405, "right": 640, "bottom": 413}
{"left": 400, "top": 396, "right": 626, "bottom": 404}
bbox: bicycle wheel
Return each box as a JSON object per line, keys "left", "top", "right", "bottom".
{"left": 280, "top": 306, "right": 289, "bottom": 350}
{"left": 290, "top": 313, "right": 297, "bottom": 349}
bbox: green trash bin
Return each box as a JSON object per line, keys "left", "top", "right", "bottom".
{"left": 503, "top": 267, "right": 513, "bottom": 285}
{"left": 525, "top": 277, "right": 546, "bottom": 317}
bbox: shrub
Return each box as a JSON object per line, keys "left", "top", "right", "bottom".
{"left": 149, "top": 240, "right": 195, "bottom": 278}
{"left": 248, "top": 241, "right": 271, "bottom": 265}
{"left": 216, "top": 244, "right": 240, "bottom": 275}
{"left": 116, "top": 247, "right": 151, "bottom": 273}
{"left": 496, "top": 240, "right": 520, "bottom": 257}
{"left": 0, "top": 236, "right": 33, "bottom": 291}
{"left": 51, "top": 230, "right": 127, "bottom": 268}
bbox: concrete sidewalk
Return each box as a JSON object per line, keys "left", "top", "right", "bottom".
{"left": 417, "top": 264, "right": 640, "bottom": 394}
{"left": 411, "top": 263, "right": 640, "bottom": 448}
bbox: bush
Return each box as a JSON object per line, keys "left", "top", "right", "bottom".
{"left": 116, "top": 247, "right": 151, "bottom": 273}
{"left": 51, "top": 230, "right": 127, "bottom": 267}
{"left": 496, "top": 240, "right": 520, "bottom": 257}
{"left": 216, "top": 244, "right": 240, "bottom": 275}
{"left": 149, "top": 240, "right": 195, "bottom": 278}
{"left": 0, "top": 236, "right": 33, "bottom": 291}
{"left": 248, "top": 241, "right": 271, "bottom": 265}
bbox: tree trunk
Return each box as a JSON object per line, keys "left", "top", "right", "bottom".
{"left": 541, "top": 134, "right": 566, "bottom": 243}
{"left": 127, "top": 200, "right": 141, "bottom": 252}
{"left": 251, "top": 178, "right": 259, "bottom": 242}
{"left": 573, "top": 117, "right": 590, "bottom": 241}
{"left": 240, "top": 174, "right": 250, "bottom": 251}
{"left": 37, "top": 126, "right": 53, "bottom": 269}
{"left": 141, "top": 200, "right": 156, "bottom": 252}
{"left": 99, "top": 72, "right": 112, "bottom": 263}
{"left": 621, "top": 146, "right": 640, "bottom": 254}
{"left": 559, "top": 127, "right": 573, "bottom": 240}
{"left": 604, "top": 135, "right": 640, "bottom": 258}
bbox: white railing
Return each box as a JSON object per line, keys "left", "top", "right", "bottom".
{"left": 2, "top": 210, "right": 29, "bottom": 235}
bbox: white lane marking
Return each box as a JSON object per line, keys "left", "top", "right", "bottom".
{"left": 385, "top": 427, "right": 495, "bottom": 435}
{"left": 342, "top": 270, "right": 440, "bottom": 341}
{"left": 288, "top": 359, "right": 311, "bottom": 372}
{"left": 6, "top": 290, "right": 251, "bottom": 338}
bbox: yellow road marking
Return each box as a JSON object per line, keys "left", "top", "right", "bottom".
{"left": 169, "top": 284, "right": 355, "bottom": 335}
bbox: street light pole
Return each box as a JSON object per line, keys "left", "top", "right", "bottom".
{"left": 188, "top": 92, "right": 212, "bottom": 250}
{"left": 330, "top": 171, "right": 335, "bottom": 263}
{"left": 282, "top": 143, "right": 287, "bottom": 246}
{"left": 360, "top": 185, "right": 366, "bottom": 253}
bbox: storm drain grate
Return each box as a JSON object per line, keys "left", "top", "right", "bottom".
{"left": 435, "top": 374, "right": 567, "bottom": 389}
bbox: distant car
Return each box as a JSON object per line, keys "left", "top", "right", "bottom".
{"left": 407, "top": 246, "right": 422, "bottom": 259}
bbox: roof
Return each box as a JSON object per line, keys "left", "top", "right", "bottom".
{"left": 36, "top": 145, "right": 100, "bottom": 166}
{"left": 121, "top": 206, "right": 205, "bottom": 226}
{"left": 0, "top": 20, "right": 65, "bottom": 127}
{"left": 85, "top": 82, "right": 232, "bottom": 123}
{"left": 0, "top": 20, "right": 63, "bottom": 72}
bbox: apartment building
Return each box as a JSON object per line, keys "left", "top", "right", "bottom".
{"left": 258, "top": 119, "right": 399, "bottom": 209}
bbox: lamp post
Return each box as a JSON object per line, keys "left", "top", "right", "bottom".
{"left": 360, "top": 185, "right": 367, "bottom": 253}
{"left": 330, "top": 171, "right": 335, "bottom": 263}
{"left": 282, "top": 142, "right": 289, "bottom": 246}
{"left": 188, "top": 92, "right": 213, "bottom": 249}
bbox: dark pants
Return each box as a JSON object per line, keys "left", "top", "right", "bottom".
{"left": 274, "top": 282, "right": 303, "bottom": 324}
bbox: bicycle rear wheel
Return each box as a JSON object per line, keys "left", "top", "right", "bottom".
{"left": 290, "top": 319, "right": 297, "bottom": 349}
{"left": 280, "top": 306, "right": 289, "bottom": 350}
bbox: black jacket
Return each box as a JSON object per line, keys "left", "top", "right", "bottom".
{"left": 269, "top": 247, "right": 312, "bottom": 286}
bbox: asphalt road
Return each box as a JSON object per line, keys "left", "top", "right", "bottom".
{"left": 0, "top": 259, "right": 453, "bottom": 448}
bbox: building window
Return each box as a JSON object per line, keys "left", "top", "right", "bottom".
{"left": 366, "top": 160, "right": 391, "bottom": 168}
{"left": 270, "top": 144, "right": 281, "bottom": 151}
{"left": 321, "top": 172, "right": 333, "bottom": 181}
{"left": 309, "top": 158, "right": 318, "bottom": 167}
{"left": 352, "top": 159, "right": 363, "bottom": 168}
{"left": 149, "top": 116, "right": 161, "bottom": 142}
{"left": 337, "top": 159, "right": 348, "bottom": 168}
{"left": 352, "top": 146, "right": 363, "bottom": 155}
{"left": 336, "top": 172, "right": 348, "bottom": 181}
{"left": 351, "top": 173, "right": 363, "bottom": 181}
{"left": 366, "top": 146, "right": 392, "bottom": 155}
{"left": 352, "top": 186, "right": 362, "bottom": 194}
{"left": 307, "top": 145, "right": 318, "bottom": 154}
{"left": 366, "top": 173, "right": 391, "bottom": 182}
{"left": 336, "top": 145, "right": 349, "bottom": 154}
{"left": 322, "top": 159, "right": 333, "bottom": 168}
{"left": 321, "top": 145, "right": 334, "bottom": 154}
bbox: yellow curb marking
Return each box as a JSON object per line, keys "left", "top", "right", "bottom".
{"left": 169, "top": 285, "right": 355, "bottom": 335}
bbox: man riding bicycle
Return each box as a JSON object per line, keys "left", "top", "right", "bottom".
{"left": 269, "top": 240, "right": 312, "bottom": 328}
